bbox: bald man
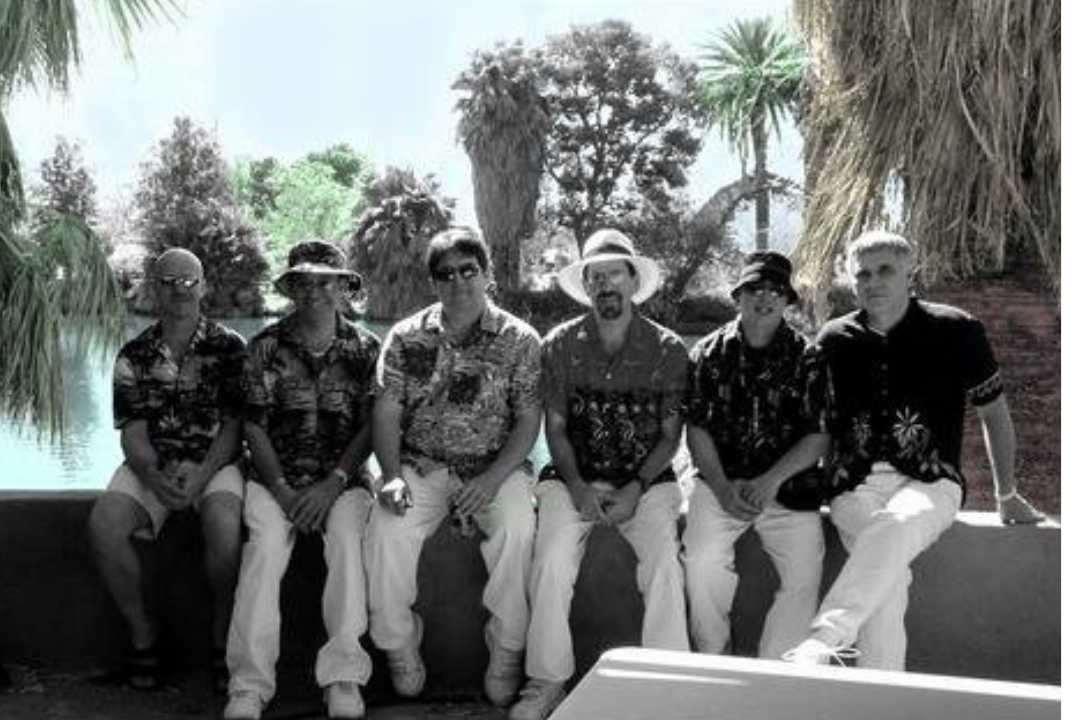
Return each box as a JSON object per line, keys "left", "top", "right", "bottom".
{"left": 89, "top": 248, "right": 247, "bottom": 692}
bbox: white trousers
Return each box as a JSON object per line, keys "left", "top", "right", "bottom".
{"left": 226, "top": 482, "right": 373, "bottom": 701}
{"left": 682, "top": 480, "right": 824, "bottom": 658}
{"left": 813, "top": 463, "right": 961, "bottom": 669}
{"left": 524, "top": 480, "right": 689, "bottom": 683}
{"left": 365, "top": 466, "right": 536, "bottom": 652}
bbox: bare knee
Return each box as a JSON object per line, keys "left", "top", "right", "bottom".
{"left": 89, "top": 494, "right": 145, "bottom": 550}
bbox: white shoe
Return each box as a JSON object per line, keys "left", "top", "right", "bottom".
{"left": 782, "top": 637, "right": 860, "bottom": 666}
{"left": 484, "top": 624, "right": 523, "bottom": 707}
{"left": 386, "top": 616, "right": 425, "bottom": 697}
{"left": 325, "top": 681, "right": 364, "bottom": 719}
{"left": 508, "top": 679, "right": 566, "bottom": 720}
{"left": 222, "top": 690, "right": 263, "bottom": 719}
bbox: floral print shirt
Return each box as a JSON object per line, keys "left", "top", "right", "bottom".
{"left": 113, "top": 316, "right": 246, "bottom": 464}
{"left": 818, "top": 299, "right": 1003, "bottom": 501}
{"left": 687, "top": 319, "right": 831, "bottom": 510}
{"left": 542, "top": 312, "right": 687, "bottom": 489}
{"left": 244, "top": 312, "right": 381, "bottom": 489}
{"left": 377, "top": 303, "right": 541, "bottom": 479}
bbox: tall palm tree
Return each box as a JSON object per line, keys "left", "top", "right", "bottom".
{"left": 0, "top": 0, "right": 178, "bottom": 436}
{"left": 454, "top": 42, "right": 550, "bottom": 292}
{"left": 697, "top": 18, "right": 805, "bottom": 250}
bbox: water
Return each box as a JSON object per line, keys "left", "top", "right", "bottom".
{"left": 0, "top": 316, "right": 560, "bottom": 491}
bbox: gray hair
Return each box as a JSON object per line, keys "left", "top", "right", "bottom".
{"left": 844, "top": 230, "right": 917, "bottom": 278}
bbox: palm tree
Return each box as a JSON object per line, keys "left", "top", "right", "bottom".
{"left": 454, "top": 42, "right": 550, "bottom": 292}
{"left": 697, "top": 18, "right": 806, "bottom": 250}
{"left": 0, "top": 0, "right": 178, "bottom": 436}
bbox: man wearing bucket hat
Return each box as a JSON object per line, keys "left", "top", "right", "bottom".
{"left": 682, "top": 250, "right": 830, "bottom": 660}
{"left": 782, "top": 231, "right": 1044, "bottom": 670}
{"left": 508, "top": 229, "right": 689, "bottom": 720}
{"left": 90, "top": 248, "right": 246, "bottom": 693}
{"left": 365, "top": 226, "right": 541, "bottom": 708}
{"left": 224, "top": 240, "right": 380, "bottom": 719}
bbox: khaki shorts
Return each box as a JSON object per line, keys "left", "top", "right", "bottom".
{"left": 105, "top": 463, "right": 244, "bottom": 539}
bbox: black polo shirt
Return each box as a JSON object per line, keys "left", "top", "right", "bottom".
{"left": 817, "top": 299, "right": 1003, "bottom": 500}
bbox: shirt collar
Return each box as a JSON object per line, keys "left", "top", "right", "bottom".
{"left": 422, "top": 302, "right": 501, "bottom": 338}
{"left": 147, "top": 315, "right": 211, "bottom": 358}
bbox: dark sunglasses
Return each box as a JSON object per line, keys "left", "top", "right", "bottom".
{"left": 155, "top": 276, "right": 200, "bottom": 289}
{"left": 431, "top": 263, "right": 481, "bottom": 283}
{"left": 290, "top": 276, "right": 341, "bottom": 291}
{"left": 742, "top": 283, "right": 786, "bottom": 300}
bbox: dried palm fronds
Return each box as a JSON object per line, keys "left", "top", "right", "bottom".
{"left": 792, "top": 0, "right": 1059, "bottom": 312}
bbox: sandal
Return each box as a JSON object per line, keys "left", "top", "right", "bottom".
{"left": 211, "top": 647, "right": 229, "bottom": 695}
{"left": 126, "top": 643, "right": 162, "bottom": 691}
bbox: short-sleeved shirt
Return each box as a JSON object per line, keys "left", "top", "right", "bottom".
{"left": 542, "top": 312, "right": 688, "bottom": 489}
{"left": 687, "top": 318, "right": 831, "bottom": 510}
{"left": 245, "top": 312, "right": 381, "bottom": 490}
{"left": 818, "top": 299, "right": 1003, "bottom": 500}
{"left": 113, "top": 316, "right": 246, "bottom": 464}
{"left": 377, "top": 302, "right": 541, "bottom": 479}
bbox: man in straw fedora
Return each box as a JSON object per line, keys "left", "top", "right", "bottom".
{"left": 683, "top": 250, "right": 830, "bottom": 660}
{"left": 224, "top": 240, "right": 380, "bottom": 719}
{"left": 508, "top": 228, "right": 690, "bottom": 720}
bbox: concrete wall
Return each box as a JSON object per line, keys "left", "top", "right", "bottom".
{"left": 0, "top": 492, "right": 1060, "bottom": 696}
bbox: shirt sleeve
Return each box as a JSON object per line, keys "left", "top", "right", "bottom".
{"left": 375, "top": 326, "right": 407, "bottom": 404}
{"left": 510, "top": 330, "right": 542, "bottom": 417}
{"left": 658, "top": 337, "right": 689, "bottom": 418}
{"left": 243, "top": 338, "right": 272, "bottom": 429}
{"left": 800, "top": 344, "right": 832, "bottom": 435}
{"left": 111, "top": 351, "right": 144, "bottom": 429}
{"left": 540, "top": 331, "right": 567, "bottom": 415}
{"left": 685, "top": 338, "right": 712, "bottom": 427}
{"left": 217, "top": 335, "right": 248, "bottom": 418}
{"left": 960, "top": 317, "right": 1003, "bottom": 407}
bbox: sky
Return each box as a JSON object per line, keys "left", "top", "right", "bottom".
{"left": 6, "top": 0, "right": 802, "bottom": 248}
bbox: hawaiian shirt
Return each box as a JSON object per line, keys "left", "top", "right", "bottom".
{"left": 541, "top": 312, "right": 687, "bottom": 489}
{"left": 377, "top": 302, "right": 541, "bottom": 479}
{"left": 818, "top": 299, "right": 1003, "bottom": 502}
{"left": 244, "top": 312, "right": 381, "bottom": 490}
{"left": 113, "top": 316, "right": 246, "bottom": 464}
{"left": 687, "top": 318, "right": 831, "bottom": 510}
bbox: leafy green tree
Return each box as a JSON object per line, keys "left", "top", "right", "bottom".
{"left": 32, "top": 137, "right": 97, "bottom": 226}
{"left": 538, "top": 20, "right": 703, "bottom": 245}
{"left": 232, "top": 155, "right": 279, "bottom": 220}
{"left": 455, "top": 41, "right": 550, "bottom": 291}
{"left": 697, "top": 18, "right": 806, "bottom": 250}
{"left": 134, "top": 116, "right": 268, "bottom": 317}
{"left": 305, "top": 143, "right": 370, "bottom": 188}
{"left": 346, "top": 167, "right": 454, "bottom": 320}
{"left": 1, "top": 0, "right": 175, "bottom": 434}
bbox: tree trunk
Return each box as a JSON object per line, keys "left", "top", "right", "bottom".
{"left": 752, "top": 116, "right": 770, "bottom": 250}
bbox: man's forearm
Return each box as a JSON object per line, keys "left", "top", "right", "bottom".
{"left": 196, "top": 417, "right": 242, "bottom": 478}
{"left": 687, "top": 424, "right": 729, "bottom": 488}
{"left": 759, "top": 432, "right": 830, "bottom": 489}
{"left": 244, "top": 423, "right": 285, "bottom": 489}
{"left": 978, "top": 397, "right": 1018, "bottom": 497}
{"left": 474, "top": 408, "right": 541, "bottom": 484}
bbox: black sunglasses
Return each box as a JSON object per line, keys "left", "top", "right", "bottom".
{"left": 431, "top": 263, "right": 481, "bottom": 283}
{"left": 156, "top": 276, "right": 200, "bottom": 289}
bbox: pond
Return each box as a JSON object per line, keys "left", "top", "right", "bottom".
{"left": 0, "top": 316, "right": 563, "bottom": 491}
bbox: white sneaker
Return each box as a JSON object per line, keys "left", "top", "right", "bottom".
{"left": 222, "top": 690, "right": 263, "bottom": 720}
{"left": 508, "top": 679, "right": 566, "bottom": 720}
{"left": 386, "top": 616, "right": 426, "bottom": 697}
{"left": 325, "top": 681, "right": 364, "bottom": 719}
{"left": 484, "top": 624, "right": 523, "bottom": 707}
{"left": 781, "top": 637, "right": 860, "bottom": 666}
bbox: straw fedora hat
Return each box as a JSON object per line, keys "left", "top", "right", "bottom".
{"left": 556, "top": 229, "right": 662, "bottom": 306}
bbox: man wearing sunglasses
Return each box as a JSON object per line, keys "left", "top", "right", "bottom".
{"left": 509, "top": 229, "right": 689, "bottom": 720}
{"left": 682, "top": 250, "right": 830, "bottom": 661}
{"left": 224, "top": 240, "right": 380, "bottom": 719}
{"left": 366, "top": 226, "right": 541, "bottom": 708}
{"left": 89, "top": 248, "right": 246, "bottom": 694}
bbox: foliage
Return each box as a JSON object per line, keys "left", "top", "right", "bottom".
{"left": 133, "top": 116, "right": 268, "bottom": 316}
{"left": 0, "top": 0, "right": 176, "bottom": 435}
{"left": 455, "top": 41, "right": 551, "bottom": 292}
{"left": 698, "top": 17, "right": 806, "bottom": 249}
{"left": 31, "top": 136, "right": 97, "bottom": 228}
{"left": 536, "top": 20, "right": 704, "bottom": 245}
{"left": 346, "top": 167, "right": 454, "bottom": 320}
{"left": 232, "top": 144, "right": 372, "bottom": 281}
{"left": 792, "top": 0, "right": 1060, "bottom": 312}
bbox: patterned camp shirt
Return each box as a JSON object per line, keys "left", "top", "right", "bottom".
{"left": 376, "top": 302, "right": 542, "bottom": 479}
{"left": 817, "top": 298, "right": 1004, "bottom": 502}
{"left": 541, "top": 312, "right": 688, "bottom": 489}
{"left": 244, "top": 312, "right": 381, "bottom": 490}
{"left": 687, "top": 318, "right": 831, "bottom": 510}
{"left": 112, "top": 316, "right": 246, "bottom": 464}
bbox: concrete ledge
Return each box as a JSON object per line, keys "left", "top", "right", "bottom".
{"left": 0, "top": 492, "right": 1060, "bottom": 695}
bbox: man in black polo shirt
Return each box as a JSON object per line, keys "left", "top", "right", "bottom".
{"left": 784, "top": 231, "right": 1044, "bottom": 670}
